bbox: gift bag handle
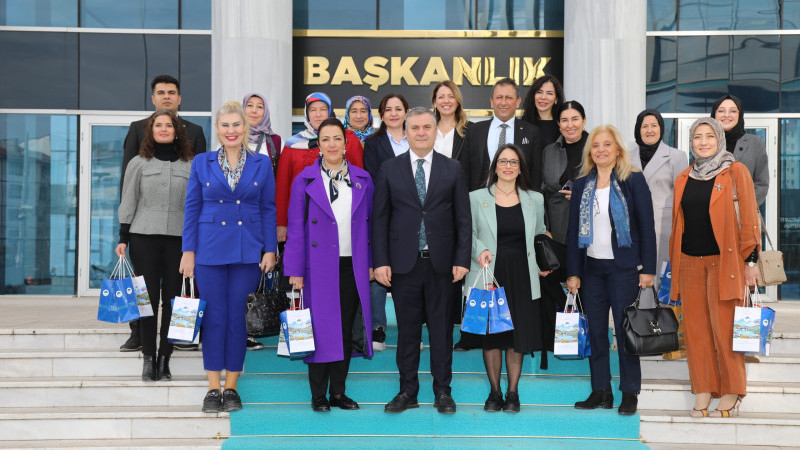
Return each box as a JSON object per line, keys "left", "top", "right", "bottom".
{"left": 109, "top": 256, "right": 124, "bottom": 280}
{"left": 563, "top": 291, "right": 584, "bottom": 314}
{"left": 290, "top": 288, "right": 304, "bottom": 310}
{"left": 180, "top": 277, "right": 196, "bottom": 299}
{"left": 742, "top": 285, "right": 762, "bottom": 308}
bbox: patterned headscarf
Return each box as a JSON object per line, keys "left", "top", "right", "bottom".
{"left": 242, "top": 93, "right": 274, "bottom": 143}
{"left": 343, "top": 95, "right": 376, "bottom": 144}
{"left": 688, "top": 117, "right": 736, "bottom": 181}
{"left": 285, "top": 92, "right": 333, "bottom": 149}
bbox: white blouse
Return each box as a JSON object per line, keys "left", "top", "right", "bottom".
{"left": 321, "top": 168, "right": 353, "bottom": 257}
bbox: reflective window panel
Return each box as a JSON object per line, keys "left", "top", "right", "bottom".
{"left": 678, "top": 0, "right": 779, "bottom": 31}
{"left": 477, "top": 0, "right": 563, "bottom": 30}
{"left": 181, "top": 0, "right": 211, "bottom": 30}
{"left": 178, "top": 35, "right": 212, "bottom": 112}
{"left": 0, "top": 0, "right": 77, "bottom": 26}
{"left": 647, "top": 0, "right": 676, "bottom": 31}
{"left": 784, "top": 0, "right": 800, "bottom": 29}
{"left": 781, "top": 35, "right": 800, "bottom": 112}
{"left": 294, "top": 0, "right": 377, "bottom": 30}
{"left": 89, "top": 124, "right": 127, "bottom": 289}
{"left": 662, "top": 118, "right": 676, "bottom": 148}
{"left": 380, "top": 0, "right": 473, "bottom": 30}
{"left": 646, "top": 36, "right": 677, "bottom": 112}
{"left": 0, "top": 114, "right": 78, "bottom": 295}
{"left": 79, "top": 34, "right": 179, "bottom": 111}
{"left": 0, "top": 32, "right": 79, "bottom": 109}
{"left": 779, "top": 119, "right": 800, "bottom": 300}
{"left": 81, "top": 0, "right": 178, "bottom": 29}
{"left": 181, "top": 116, "right": 211, "bottom": 152}
{"left": 676, "top": 35, "right": 779, "bottom": 113}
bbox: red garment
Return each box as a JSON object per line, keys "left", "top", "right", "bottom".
{"left": 275, "top": 129, "right": 364, "bottom": 226}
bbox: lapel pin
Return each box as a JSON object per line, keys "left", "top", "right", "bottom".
{"left": 483, "top": 202, "right": 488, "bottom": 207}
{"left": 714, "top": 183, "right": 723, "bottom": 191}
{"left": 356, "top": 183, "right": 362, "bottom": 189}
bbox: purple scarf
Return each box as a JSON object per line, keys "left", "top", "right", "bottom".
{"left": 242, "top": 93, "right": 275, "bottom": 144}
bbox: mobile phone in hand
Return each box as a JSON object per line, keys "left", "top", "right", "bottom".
{"left": 561, "top": 180, "right": 573, "bottom": 191}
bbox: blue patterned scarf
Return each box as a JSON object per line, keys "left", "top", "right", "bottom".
{"left": 578, "top": 170, "right": 632, "bottom": 249}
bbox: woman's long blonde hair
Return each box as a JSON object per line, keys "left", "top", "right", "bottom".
{"left": 431, "top": 80, "right": 468, "bottom": 138}
{"left": 578, "top": 124, "right": 640, "bottom": 181}
{"left": 215, "top": 101, "right": 252, "bottom": 153}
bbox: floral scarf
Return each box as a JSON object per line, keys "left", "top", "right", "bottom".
{"left": 217, "top": 146, "right": 246, "bottom": 191}
{"left": 343, "top": 95, "right": 376, "bottom": 144}
{"left": 285, "top": 92, "right": 333, "bottom": 150}
{"left": 320, "top": 158, "right": 352, "bottom": 203}
{"left": 578, "top": 169, "right": 632, "bottom": 249}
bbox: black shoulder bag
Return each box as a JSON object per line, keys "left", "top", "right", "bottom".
{"left": 622, "top": 286, "right": 680, "bottom": 356}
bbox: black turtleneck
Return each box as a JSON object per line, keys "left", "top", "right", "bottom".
{"left": 640, "top": 147, "right": 657, "bottom": 169}
{"left": 560, "top": 132, "right": 588, "bottom": 186}
{"left": 154, "top": 142, "right": 179, "bottom": 162}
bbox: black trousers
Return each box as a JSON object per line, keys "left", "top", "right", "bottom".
{"left": 392, "top": 256, "right": 454, "bottom": 397}
{"left": 129, "top": 234, "right": 182, "bottom": 357}
{"left": 308, "top": 257, "right": 359, "bottom": 399}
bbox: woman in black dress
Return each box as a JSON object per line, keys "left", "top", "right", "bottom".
{"left": 466, "top": 144, "right": 550, "bottom": 412}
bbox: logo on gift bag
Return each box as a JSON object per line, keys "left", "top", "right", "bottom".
{"left": 480, "top": 301, "right": 487, "bottom": 308}
{"left": 126, "top": 288, "right": 132, "bottom": 294}
{"left": 469, "top": 299, "right": 476, "bottom": 307}
{"left": 198, "top": 311, "right": 204, "bottom": 318}
{"left": 666, "top": 272, "right": 671, "bottom": 279}
{"left": 763, "top": 319, "right": 770, "bottom": 326}
{"left": 116, "top": 291, "right": 123, "bottom": 297}
{"left": 102, "top": 290, "right": 109, "bottom": 296}
{"left": 498, "top": 297, "right": 505, "bottom": 306}
{"left": 282, "top": 322, "right": 287, "bottom": 330}
{"left": 296, "top": 318, "right": 303, "bottom": 325}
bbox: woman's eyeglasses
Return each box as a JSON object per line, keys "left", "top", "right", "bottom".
{"left": 497, "top": 159, "right": 520, "bottom": 167}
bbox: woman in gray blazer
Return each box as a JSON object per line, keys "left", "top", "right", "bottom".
{"left": 465, "top": 144, "right": 550, "bottom": 413}
{"left": 710, "top": 95, "right": 769, "bottom": 207}
{"left": 629, "top": 109, "right": 688, "bottom": 283}
{"left": 116, "top": 110, "right": 194, "bottom": 381}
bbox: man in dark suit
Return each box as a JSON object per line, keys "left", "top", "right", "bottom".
{"left": 454, "top": 77, "right": 543, "bottom": 352}
{"left": 118, "top": 74, "right": 207, "bottom": 352}
{"left": 372, "top": 107, "right": 471, "bottom": 414}
{"left": 460, "top": 77, "right": 543, "bottom": 192}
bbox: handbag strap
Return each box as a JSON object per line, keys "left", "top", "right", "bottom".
{"left": 634, "top": 286, "right": 659, "bottom": 309}
{"left": 758, "top": 211, "right": 774, "bottom": 251}
{"left": 731, "top": 169, "right": 741, "bottom": 230}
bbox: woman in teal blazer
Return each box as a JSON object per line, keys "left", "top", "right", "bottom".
{"left": 463, "top": 144, "right": 550, "bottom": 413}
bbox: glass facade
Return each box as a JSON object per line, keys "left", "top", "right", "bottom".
{"left": 780, "top": 119, "right": 800, "bottom": 300}
{"left": 0, "top": 0, "right": 77, "bottom": 27}
{"left": 294, "top": 0, "right": 563, "bottom": 30}
{"left": 0, "top": 114, "right": 78, "bottom": 295}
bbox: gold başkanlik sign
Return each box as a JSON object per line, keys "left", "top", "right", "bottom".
{"left": 292, "top": 30, "right": 564, "bottom": 116}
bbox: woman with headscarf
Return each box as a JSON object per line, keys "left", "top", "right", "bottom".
{"left": 243, "top": 93, "right": 282, "bottom": 174}
{"left": 275, "top": 92, "right": 364, "bottom": 242}
{"left": 669, "top": 117, "right": 760, "bottom": 419}
{"left": 565, "top": 125, "right": 657, "bottom": 416}
{"left": 710, "top": 94, "right": 769, "bottom": 207}
{"left": 521, "top": 75, "right": 565, "bottom": 147}
{"left": 343, "top": 95, "right": 376, "bottom": 146}
{"left": 629, "top": 109, "right": 688, "bottom": 280}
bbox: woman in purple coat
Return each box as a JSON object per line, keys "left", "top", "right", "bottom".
{"left": 284, "top": 117, "right": 374, "bottom": 412}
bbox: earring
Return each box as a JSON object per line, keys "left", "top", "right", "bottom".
{"left": 343, "top": 149, "right": 346, "bottom": 156}
{"left": 319, "top": 150, "right": 323, "bottom": 157}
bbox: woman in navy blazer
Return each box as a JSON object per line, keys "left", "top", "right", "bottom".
{"left": 180, "top": 101, "right": 278, "bottom": 414}
{"left": 565, "top": 125, "right": 656, "bottom": 416}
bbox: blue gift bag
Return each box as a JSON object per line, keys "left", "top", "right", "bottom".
{"left": 97, "top": 278, "right": 120, "bottom": 323}
{"left": 488, "top": 284, "right": 514, "bottom": 334}
{"left": 554, "top": 292, "right": 591, "bottom": 360}
{"left": 167, "top": 278, "right": 207, "bottom": 344}
{"left": 657, "top": 261, "right": 678, "bottom": 306}
{"left": 461, "top": 267, "right": 493, "bottom": 335}
{"left": 115, "top": 276, "right": 140, "bottom": 323}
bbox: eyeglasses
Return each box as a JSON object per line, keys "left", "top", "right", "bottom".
{"left": 497, "top": 159, "right": 520, "bottom": 167}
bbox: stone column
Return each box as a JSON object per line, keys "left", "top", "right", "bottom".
{"left": 212, "top": 0, "right": 293, "bottom": 141}
{"left": 563, "top": 0, "right": 646, "bottom": 144}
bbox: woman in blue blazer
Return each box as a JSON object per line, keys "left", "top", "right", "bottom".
{"left": 180, "top": 101, "right": 278, "bottom": 414}
{"left": 565, "top": 125, "right": 657, "bottom": 416}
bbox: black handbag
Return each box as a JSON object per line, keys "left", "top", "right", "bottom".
{"left": 622, "top": 286, "right": 680, "bottom": 356}
{"left": 534, "top": 234, "right": 563, "bottom": 271}
{"left": 246, "top": 270, "right": 291, "bottom": 337}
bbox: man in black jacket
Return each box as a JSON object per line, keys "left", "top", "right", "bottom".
{"left": 372, "top": 108, "right": 471, "bottom": 414}
{"left": 455, "top": 77, "right": 543, "bottom": 351}
{"left": 118, "top": 74, "right": 207, "bottom": 352}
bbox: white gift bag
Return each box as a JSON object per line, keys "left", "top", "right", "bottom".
{"left": 280, "top": 290, "right": 315, "bottom": 357}
{"left": 167, "top": 278, "right": 205, "bottom": 343}
{"left": 733, "top": 289, "right": 773, "bottom": 354}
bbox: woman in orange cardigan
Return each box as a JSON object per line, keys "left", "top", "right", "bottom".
{"left": 669, "top": 117, "right": 760, "bottom": 418}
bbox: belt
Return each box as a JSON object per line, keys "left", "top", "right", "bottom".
{"left": 418, "top": 250, "right": 430, "bottom": 259}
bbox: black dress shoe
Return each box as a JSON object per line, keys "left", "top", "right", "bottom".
{"left": 502, "top": 391, "right": 520, "bottom": 413}
{"left": 484, "top": 390, "right": 503, "bottom": 412}
{"left": 618, "top": 393, "right": 638, "bottom": 415}
{"left": 222, "top": 388, "right": 243, "bottom": 412}
{"left": 384, "top": 392, "right": 419, "bottom": 413}
{"left": 120, "top": 334, "right": 142, "bottom": 352}
{"left": 156, "top": 354, "right": 171, "bottom": 381}
{"left": 141, "top": 355, "right": 156, "bottom": 381}
{"left": 312, "top": 396, "right": 331, "bottom": 412}
{"left": 174, "top": 343, "right": 199, "bottom": 351}
{"left": 202, "top": 389, "right": 222, "bottom": 413}
{"left": 330, "top": 394, "right": 359, "bottom": 410}
{"left": 433, "top": 392, "right": 456, "bottom": 414}
{"left": 574, "top": 389, "right": 614, "bottom": 410}
{"left": 246, "top": 337, "right": 264, "bottom": 351}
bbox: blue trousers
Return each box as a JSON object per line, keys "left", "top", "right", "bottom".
{"left": 195, "top": 263, "right": 261, "bottom": 372}
{"left": 370, "top": 280, "right": 387, "bottom": 330}
{"left": 580, "top": 257, "right": 641, "bottom": 394}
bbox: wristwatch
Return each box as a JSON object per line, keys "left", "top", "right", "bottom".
{"left": 747, "top": 261, "right": 757, "bottom": 268}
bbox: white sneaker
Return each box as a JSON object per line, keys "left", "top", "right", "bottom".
{"left": 372, "top": 327, "right": 386, "bottom": 352}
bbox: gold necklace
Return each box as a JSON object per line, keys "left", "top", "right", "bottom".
{"left": 495, "top": 184, "right": 516, "bottom": 196}
{"left": 596, "top": 179, "right": 610, "bottom": 189}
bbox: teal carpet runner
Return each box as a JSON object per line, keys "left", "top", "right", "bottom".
{"left": 223, "top": 299, "right": 646, "bottom": 449}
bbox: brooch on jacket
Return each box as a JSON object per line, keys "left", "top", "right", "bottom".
{"left": 714, "top": 183, "right": 723, "bottom": 191}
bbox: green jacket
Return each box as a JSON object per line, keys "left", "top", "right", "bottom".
{"left": 463, "top": 186, "right": 547, "bottom": 300}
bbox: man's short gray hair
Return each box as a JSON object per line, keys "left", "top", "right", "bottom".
{"left": 404, "top": 107, "right": 437, "bottom": 129}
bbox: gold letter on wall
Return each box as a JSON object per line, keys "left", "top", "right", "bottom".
{"left": 331, "top": 56, "right": 363, "bottom": 86}
{"left": 304, "top": 56, "right": 330, "bottom": 85}
{"left": 452, "top": 57, "right": 481, "bottom": 85}
{"left": 363, "top": 56, "right": 389, "bottom": 92}
{"left": 391, "top": 57, "right": 419, "bottom": 85}
{"left": 419, "top": 57, "right": 450, "bottom": 85}
{"left": 523, "top": 57, "right": 551, "bottom": 85}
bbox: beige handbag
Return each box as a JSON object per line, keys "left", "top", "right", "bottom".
{"left": 730, "top": 172, "right": 786, "bottom": 286}
{"left": 757, "top": 213, "right": 786, "bottom": 286}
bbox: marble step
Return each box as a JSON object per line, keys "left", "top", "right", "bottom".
{"left": 639, "top": 379, "right": 800, "bottom": 414}
{"left": 0, "top": 349, "right": 204, "bottom": 378}
{"left": 0, "top": 439, "right": 223, "bottom": 450}
{"left": 639, "top": 410, "right": 800, "bottom": 447}
{"left": 0, "top": 406, "right": 230, "bottom": 441}
{"left": 640, "top": 354, "right": 800, "bottom": 383}
{"left": 0, "top": 328, "right": 133, "bottom": 350}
